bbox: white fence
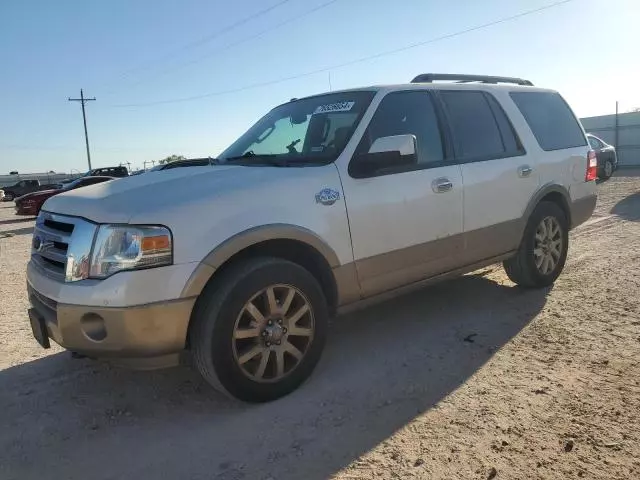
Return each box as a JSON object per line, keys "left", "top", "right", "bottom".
{"left": 581, "top": 111, "right": 640, "bottom": 167}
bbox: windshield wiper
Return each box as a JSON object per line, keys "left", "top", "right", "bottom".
{"left": 224, "top": 153, "right": 291, "bottom": 167}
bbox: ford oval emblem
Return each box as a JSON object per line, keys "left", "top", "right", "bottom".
{"left": 315, "top": 188, "right": 340, "bottom": 206}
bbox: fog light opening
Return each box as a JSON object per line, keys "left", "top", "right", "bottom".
{"left": 80, "top": 313, "right": 107, "bottom": 342}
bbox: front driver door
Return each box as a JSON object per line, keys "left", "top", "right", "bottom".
{"left": 338, "top": 90, "right": 464, "bottom": 298}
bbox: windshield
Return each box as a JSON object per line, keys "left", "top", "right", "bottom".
{"left": 219, "top": 91, "right": 376, "bottom": 165}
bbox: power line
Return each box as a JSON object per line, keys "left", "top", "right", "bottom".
{"left": 68, "top": 89, "right": 96, "bottom": 170}
{"left": 177, "top": 0, "right": 293, "bottom": 52}
{"left": 102, "top": 0, "right": 293, "bottom": 90}
{"left": 119, "top": 0, "right": 342, "bottom": 90}
{"left": 109, "top": 0, "right": 576, "bottom": 108}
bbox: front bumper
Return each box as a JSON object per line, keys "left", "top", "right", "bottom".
{"left": 28, "top": 283, "right": 195, "bottom": 365}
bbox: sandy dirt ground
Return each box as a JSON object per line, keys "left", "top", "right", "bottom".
{"left": 1, "top": 173, "right": 639, "bottom": 480}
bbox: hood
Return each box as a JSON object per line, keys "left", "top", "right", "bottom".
{"left": 17, "top": 189, "right": 59, "bottom": 203}
{"left": 42, "top": 164, "right": 281, "bottom": 223}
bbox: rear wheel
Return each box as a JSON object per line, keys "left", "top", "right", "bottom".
{"left": 190, "top": 257, "right": 328, "bottom": 402}
{"left": 503, "top": 201, "right": 569, "bottom": 288}
{"left": 601, "top": 159, "right": 614, "bottom": 180}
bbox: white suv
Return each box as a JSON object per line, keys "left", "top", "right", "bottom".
{"left": 26, "top": 74, "right": 597, "bottom": 402}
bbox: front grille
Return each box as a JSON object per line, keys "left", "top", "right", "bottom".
{"left": 41, "top": 255, "right": 65, "bottom": 269}
{"left": 44, "top": 218, "right": 75, "bottom": 234}
{"left": 33, "top": 216, "right": 74, "bottom": 279}
{"left": 31, "top": 212, "right": 97, "bottom": 282}
{"left": 53, "top": 241, "right": 68, "bottom": 252}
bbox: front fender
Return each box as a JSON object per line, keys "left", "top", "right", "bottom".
{"left": 180, "top": 223, "right": 341, "bottom": 298}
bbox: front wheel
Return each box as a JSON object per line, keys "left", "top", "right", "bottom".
{"left": 190, "top": 257, "right": 328, "bottom": 402}
{"left": 503, "top": 201, "right": 569, "bottom": 288}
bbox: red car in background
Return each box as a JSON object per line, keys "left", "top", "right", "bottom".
{"left": 15, "top": 176, "right": 115, "bottom": 216}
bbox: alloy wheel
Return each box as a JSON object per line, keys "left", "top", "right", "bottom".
{"left": 232, "top": 284, "right": 314, "bottom": 383}
{"left": 533, "top": 216, "right": 563, "bottom": 275}
{"left": 604, "top": 160, "right": 613, "bottom": 178}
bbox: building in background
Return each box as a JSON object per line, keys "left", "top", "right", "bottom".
{"left": 581, "top": 111, "right": 640, "bottom": 167}
{"left": 0, "top": 172, "right": 78, "bottom": 188}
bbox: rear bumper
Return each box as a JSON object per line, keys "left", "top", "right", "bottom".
{"left": 570, "top": 194, "right": 597, "bottom": 228}
{"left": 28, "top": 283, "right": 195, "bottom": 365}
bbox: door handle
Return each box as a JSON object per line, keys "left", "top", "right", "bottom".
{"left": 518, "top": 165, "right": 533, "bottom": 177}
{"left": 432, "top": 177, "right": 453, "bottom": 193}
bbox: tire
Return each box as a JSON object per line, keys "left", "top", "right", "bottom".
{"left": 190, "top": 257, "right": 328, "bottom": 402}
{"left": 503, "top": 201, "right": 569, "bottom": 288}
{"left": 601, "top": 159, "right": 614, "bottom": 180}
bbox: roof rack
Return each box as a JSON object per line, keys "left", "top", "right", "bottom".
{"left": 411, "top": 73, "right": 533, "bottom": 86}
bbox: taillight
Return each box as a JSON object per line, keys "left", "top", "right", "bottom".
{"left": 586, "top": 150, "right": 597, "bottom": 181}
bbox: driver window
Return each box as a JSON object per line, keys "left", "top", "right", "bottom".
{"left": 18, "top": 181, "right": 26, "bottom": 187}
{"left": 243, "top": 116, "right": 310, "bottom": 156}
{"left": 356, "top": 91, "right": 444, "bottom": 165}
{"left": 313, "top": 113, "right": 358, "bottom": 155}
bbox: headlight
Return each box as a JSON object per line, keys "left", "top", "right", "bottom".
{"left": 89, "top": 225, "right": 172, "bottom": 278}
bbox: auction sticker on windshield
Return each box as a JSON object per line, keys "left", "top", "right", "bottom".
{"left": 313, "top": 101, "right": 355, "bottom": 114}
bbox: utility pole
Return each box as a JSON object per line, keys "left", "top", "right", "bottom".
{"left": 68, "top": 89, "right": 96, "bottom": 171}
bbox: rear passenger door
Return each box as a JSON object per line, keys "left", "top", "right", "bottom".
{"left": 438, "top": 90, "right": 537, "bottom": 262}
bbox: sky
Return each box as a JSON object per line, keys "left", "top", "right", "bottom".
{"left": 1, "top": 0, "right": 639, "bottom": 174}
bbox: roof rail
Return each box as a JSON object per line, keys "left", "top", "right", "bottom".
{"left": 411, "top": 73, "right": 533, "bottom": 86}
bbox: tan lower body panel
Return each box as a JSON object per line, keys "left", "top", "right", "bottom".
{"left": 350, "top": 219, "right": 521, "bottom": 300}
{"left": 337, "top": 251, "right": 515, "bottom": 315}
{"left": 41, "top": 298, "right": 196, "bottom": 360}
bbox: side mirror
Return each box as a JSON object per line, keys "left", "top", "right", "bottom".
{"left": 351, "top": 134, "right": 417, "bottom": 177}
{"left": 369, "top": 134, "right": 417, "bottom": 156}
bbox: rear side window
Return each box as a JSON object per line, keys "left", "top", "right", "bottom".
{"left": 440, "top": 91, "right": 522, "bottom": 161}
{"left": 588, "top": 136, "right": 603, "bottom": 149}
{"left": 96, "top": 167, "right": 127, "bottom": 176}
{"left": 510, "top": 92, "right": 586, "bottom": 151}
{"left": 484, "top": 93, "right": 524, "bottom": 155}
